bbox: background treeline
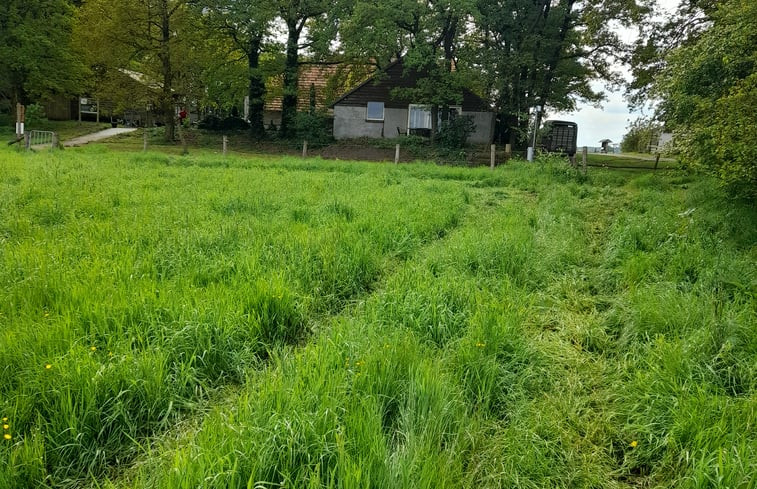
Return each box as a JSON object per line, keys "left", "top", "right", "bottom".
{"left": 1, "top": 0, "right": 755, "bottom": 196}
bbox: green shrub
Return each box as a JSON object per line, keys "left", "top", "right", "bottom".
{"left": 437, "top": 115, "right": 475, "bottom": 149}
{"left": 294, "top": 112, "right": 332, "bottom": 147}
{"left": 24, "top": 103, "right": 47, "bottom": 127}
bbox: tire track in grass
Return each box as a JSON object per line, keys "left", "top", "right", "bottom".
{"left": 2, "top": 152, "right": 472, "bottom": 487}
{"left": 96, "top": 178, "right": 568, "bottom": 488}
{"left": 3, "top": 152, "right": 476, "bottom": 487}
{"left": 88, "top": 176, "right": 502, "bottom": 489}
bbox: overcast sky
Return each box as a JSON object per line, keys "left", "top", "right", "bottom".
{"left": 549, "top": 0, "right": 679, "bottom": 147}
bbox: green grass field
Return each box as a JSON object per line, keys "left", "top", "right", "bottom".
{"left": 0, "top": 144, "right": 755, "bottom": 488}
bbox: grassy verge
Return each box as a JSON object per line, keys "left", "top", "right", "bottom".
{"left": 1, "top": 121, "right": 111, "bottom": 143}
{"left": 587, "top": 152, "right": 678, "bottom": 170}
{"left": 0, "top": 145, "right": 754, "bottom": 488}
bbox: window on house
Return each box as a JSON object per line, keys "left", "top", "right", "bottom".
{"left": 366, "top": 102, "right": 384, "bottom": 121}
{"left": 408, "top": 105, "right": 463, "bottom": 132}
{"left": 408, "top": 104, "right": 431, "bottom": 130}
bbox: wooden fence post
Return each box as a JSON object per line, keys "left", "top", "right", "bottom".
{"left": 223, "top": 135, "right": 228, "bottom": 157}
{"left": 24, "top": 132, "right": 30, "bottom": 150}
{"left": 505, "top": 143, "right": 511, "bottom": 162}
{"left": 490, "top": 144, "right": 496, "bottom": 170}
{"left": 302, "top": 140, "right": 308, "bottom": 158}
{"left": 582, "top": 146, "right": 588, "bottom": 175}
{"left": 395, "top": 144, "right": 400, "bottom": 164}
{"left": 654, "top": 153, "right": 660, "bottom": 171}
{"left": 143, "top": 130, "right": 148, "bottom": 151}
{"left": 52, "top": 133, "right": 59, "bottom": 150}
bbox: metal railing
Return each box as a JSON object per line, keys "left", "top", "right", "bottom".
{"left": 25, "top": 131, "right": 57, "bottom": 150}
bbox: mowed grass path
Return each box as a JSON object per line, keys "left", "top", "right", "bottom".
{"left": 0, "top": 146, "right": 755, "bottom": 488}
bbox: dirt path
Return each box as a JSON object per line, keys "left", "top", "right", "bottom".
{"left": 63, "top": 128, "right": 137, "bottom": 147}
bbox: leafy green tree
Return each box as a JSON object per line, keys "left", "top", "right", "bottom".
{"left": 655, "top": 0, "right": 757, "bottom": 197}
{"left": 475, "top": 0, "right": 651, "bottom": 147}
{"left": 0, "top": 0, "right": 85, "bottom": 118}
{"left": 273, "top": 0, "right": 334, "bottom": 138}
{"left": 194, "top": 0, "right": 276, "bottom": 139}
{"left": 76, "top": 0, "right": 202, "bottom": 141}
{"left": 621, "top": 117, "right": 662, "bottom": 153}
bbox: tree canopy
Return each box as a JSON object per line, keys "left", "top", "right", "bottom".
{"left": 0, "top": 0, "right": 85, "bottom": 113}
{"left": 630, "top": 0, "right": 757, "bottom": 197}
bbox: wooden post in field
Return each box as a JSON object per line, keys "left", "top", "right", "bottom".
{"left": 490, "top": 144, "right": 496, "bottom": 170}
{"left": 52, "top": 133, "right": 59, "bottom": 150}
{"left": 654, "top": 153, "right": 660, "bottom": 171}
{"left": 302, "top": 140, "right": 308, "bottom": 158}
{"left": 582, "top": 146, "right": 588, "bottom": 175}
{"left": 505, "top": 143, "right": 511, "bottom": 162}
{"left": 143, "top": 130, "right": 148, "bottom": 151}
{"left": 16, "top": 103, "right": 25, "bottom": 137}
{"left": 395, "top": 144, "right": 400, "bottom": 164}
{"left": 223, "top": 135, "right": 228, "bottom": 157}
{"left": 24, "top": 132, "right": 30, "bottom": 150}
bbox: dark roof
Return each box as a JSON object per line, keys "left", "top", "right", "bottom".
{"left": 332, "top": 60, "right": 491, "bottom": 112}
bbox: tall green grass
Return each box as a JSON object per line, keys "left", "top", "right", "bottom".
{"left": 1, "top": 146, "right": 754, "bottom": 488}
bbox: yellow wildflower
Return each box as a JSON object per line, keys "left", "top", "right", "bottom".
{"left": 3, "top": 434, "right": 10, "bottom": 440}
{"left": 630, "top": 440, "right": 638, "bottom": 448}
{"left": 90, "top": 346, "right": 97, "bottom": 352}
{"left": 2, "top": 424, "right": 8, "bottom": 430}
{"left": 1, "top": 417, "right": 7, "bottom": 422}
{"left": 475, "top": 342, "right": 485, "bottom": 348}
{"left": 45, "top": 364, "right": 52, "bottom": 370}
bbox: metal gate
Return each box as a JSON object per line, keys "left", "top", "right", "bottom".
{"left": 25, "top": 131, "right": 57, "bottom": 150}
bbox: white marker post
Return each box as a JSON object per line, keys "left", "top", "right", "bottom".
{"left": 16, "top": 104, "right": 25, "bottom": 137}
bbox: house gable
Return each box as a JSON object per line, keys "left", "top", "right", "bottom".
{"left": 332, "top": 60, "right": 490, "bottom": 112}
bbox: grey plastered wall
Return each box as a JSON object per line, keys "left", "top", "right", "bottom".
{"left": 463, "top": 111, "right": 495, "bottom": 144}
{"left": 334, "top": 105, "right": 410, "bottom": 139}
{"left": 383, "top": 108, "right": 409, "bottom": 138}
{"left": 333, "top": 106, "right": 383, "bottom": 139}
{"left": 335, "top": 105, "right": 493, "bottom": 144}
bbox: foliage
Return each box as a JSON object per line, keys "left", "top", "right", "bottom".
{"left": 75, "top": 0, "right": 205, "bottom": 142}
{"left": 197, "top": 115, "right": 250, "bottom": 131}
{"left": 621, "top": 117, "right": 662, "bottom": 153}
{"left": 294, "top": 111, "right": 332, "bottom": 147}
{"left": 193, "top": 0, "right": 278, "bottom": 139}
{"left": 436, "top": 115, "right": 475, "bottom": 149}
{"left": 0, "top": 0, "right": 85, "bottom": 106}
{"left": 474, "top": 0, "right": 652, "bottom": 146}
{"left": 23, "top": 103, "right": 47, "bottom": 127}
{"left": 655, "top": 0, "right": 757, "bottom": 198}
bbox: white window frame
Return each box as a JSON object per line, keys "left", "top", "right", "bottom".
{"left": 407, "top": 104, "right": 431, "bottom": 133}
{"left": 366, "top": 101, "right": 385, "bottom": 121}
{"left": 407, "top": 105, "right": 464, "bottom": 135}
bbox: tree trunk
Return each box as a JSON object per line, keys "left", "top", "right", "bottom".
{"left": 280, "top": 19, "right": 301, "bottom": 139}
{"left": 160, "top": 0, "right": 175, "bottom": 142}
{"left": 248, "top": 35, "right": 266, "bottom": 140}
